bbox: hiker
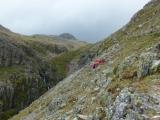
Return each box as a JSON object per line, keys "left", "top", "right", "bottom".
{"left": 92, "top": 63, "right": 97, "bottom": 69}
{"left": 91, "top": 58, "right": 105, "bottom": 69}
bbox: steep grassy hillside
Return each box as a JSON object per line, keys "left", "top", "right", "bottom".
{"left": 0, "top": 26, "right": 89, "bottom": 120}
{"left": 10, "top": 0, "right": 160, "bottom": 120}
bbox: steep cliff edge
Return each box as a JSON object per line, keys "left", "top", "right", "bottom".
{"left": 0, "top": 26, "right": 89, "bottom": 120}
{"left": 10, "top": 0, "right": 160, "bottom": 120}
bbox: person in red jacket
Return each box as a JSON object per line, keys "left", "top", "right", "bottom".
{"left": 91, "top": 58, "right": 105, "bottom": 69}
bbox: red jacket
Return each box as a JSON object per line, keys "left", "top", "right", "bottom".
{"left": 91, "top": 59, "right": 105, "bottom": 69}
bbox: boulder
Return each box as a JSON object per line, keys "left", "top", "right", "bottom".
{"left": 151, "top": 60, "right": 160, "bottom": 73}
{"left": 106, "top": 87, "right": 160, "bottom": 120}
{"left": 116, "top": 54, "right": 138, "bottom": 79}
{"left": 138, "top": 52, "right": 157, "bottom": 78}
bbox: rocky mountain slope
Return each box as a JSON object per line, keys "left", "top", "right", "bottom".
{"left": 9, "top": 0, "right": 160, "bottom": 120}
{"left": 0, "top": 26, "right": 90, "bottom": 120}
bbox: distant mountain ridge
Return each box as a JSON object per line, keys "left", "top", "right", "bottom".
{"left": 31, "top": 33, "right": 78, "bottom": 42}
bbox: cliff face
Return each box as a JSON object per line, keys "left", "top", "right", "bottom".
{"left": 0, "top": 38, "right": 24, "bottom": 67}
{"left": 0, "top": 27, "right": 88, "bottom": 120}
{"left": 9, "top": 0, "right": 160, "bottom": 120}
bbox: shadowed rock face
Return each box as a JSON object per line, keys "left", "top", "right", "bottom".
{"left": 0, "top": 82, "right": 14, "bottom": 110}
{"left": 0, "top": 26, "right": 88, "bottom": 120}
{"left": 0, "top": 37, "right": 63, "bottom": 119}
{"left": 0, "top": 38, "right": 25, "bottom": 67}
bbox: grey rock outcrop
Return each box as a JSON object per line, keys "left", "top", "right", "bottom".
{"left": 106, "top": 87, "right": 160, "bottom": 120}
{"left": 116, "top": 54, "right": 138, "bottom": 79}
{"left": 0, "top": 38, "right": 25, "bottom": 67}
{"left": 138, "top": 43, "right": 160, "bottom": 78}
{"left": 115, "top": 43, "right": 160, "bottom": 80}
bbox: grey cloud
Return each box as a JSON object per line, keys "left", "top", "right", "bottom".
{"left": 0, "top": 0, "right": 150, "bottom": 42}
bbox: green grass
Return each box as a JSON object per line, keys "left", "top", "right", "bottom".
{"left": 0, "top": 66, "right": 24, "bottom": 81}
{"left": 50, "top": 45, "right": 90, "bottom": 77}
{"left": 1, "top": 109, "right": 17, "bottom": 120}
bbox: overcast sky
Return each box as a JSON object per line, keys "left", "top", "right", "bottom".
{"left": 0, "top": 0, "right": 150, "bottom": 42}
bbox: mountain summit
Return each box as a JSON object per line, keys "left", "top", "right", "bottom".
{"left": 59, "top": 33, "right": 77, "bottom": 40}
